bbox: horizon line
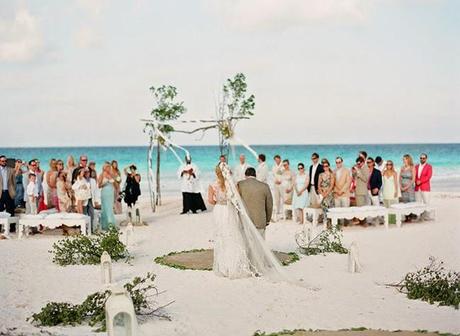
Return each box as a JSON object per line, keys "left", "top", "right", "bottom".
{"left": 1, "top": 141, "right": 459, "bottom": 149}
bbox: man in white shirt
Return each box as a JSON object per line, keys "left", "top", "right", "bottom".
{"left": 22, "top": 160, "right": 42, "bottom": 214}
{"left": 256, "top": 154, "right": 269, "bottom": 183}
{"left": 271, "top": 154, "right": 284, "bottom": 216}
{"left": 233, "top": 154, "right": 249, "bottom": 183}
{"left": 178, "top": 155, "right": 207, "bottom": 214}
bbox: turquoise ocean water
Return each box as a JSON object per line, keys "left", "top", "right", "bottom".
{"left": 1, "top": 144, "right": 459, "bottom": 194}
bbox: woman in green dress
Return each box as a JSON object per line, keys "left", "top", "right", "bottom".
{"left": 98, "top": 162, "right": 116, "bottom": 230}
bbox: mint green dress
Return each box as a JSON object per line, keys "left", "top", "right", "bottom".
{"left": 100, "top": 177, "right": 116, "bottom": 230}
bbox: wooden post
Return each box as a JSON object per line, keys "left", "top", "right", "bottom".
{"left": 156, "top": 140, "right": 161, "bottom": 206}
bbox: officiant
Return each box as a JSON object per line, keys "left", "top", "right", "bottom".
{"left": 178, "top": 154, "right": 207, "bottom": 214}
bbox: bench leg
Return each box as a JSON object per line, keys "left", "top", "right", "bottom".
{"left": 396, "top": 213, "right": 402, "bottom": 228}
{"left": 4, "top": 221, "right": 10, "bottom": 236}
{"left": 313, "top": 212, "right": 318, "bottom": 227}
{"left": 384, "top": 214, "right": 389, "bottom": 230}
{"left": 18, "top": 224, "right": 24, "bottom": 239}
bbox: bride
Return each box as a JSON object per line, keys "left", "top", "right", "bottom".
{"left": 208, "top": 162, "right": 291, "bottom": 282}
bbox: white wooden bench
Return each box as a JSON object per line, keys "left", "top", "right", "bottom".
{"left": 18, "top": 213, "right": 90, "bottom": 239}
{"left": 0, "top": 213, "right": 18, "bottom": 237}
{"left": 388, "top": 202, "right": 435, "bottom": 228}
{"left": 327, "top": 206, "right": 389, "bottom": 229}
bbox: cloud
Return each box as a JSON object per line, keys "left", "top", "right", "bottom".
{"left": 205, "top": 0, "right": 371, "bottom": 30}
{"left": 75, "top": 26, "right": 101, "bottom": 48}
{"left": 0, "top": 7, "right": 43, "bottom": 62}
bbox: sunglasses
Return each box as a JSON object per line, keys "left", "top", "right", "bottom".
{"left": 335, "top": 161, "right": 342, "bottom": 164}
{"left": 420, "top": 157, "right": 427, "bottom": 160}
{"left": 323, "top": 164, "right": 330, "bottom": 168}
{"left": 298, "top": 167, "right": 304, "bottom": 170}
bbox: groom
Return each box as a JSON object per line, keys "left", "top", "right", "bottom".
{"left": 237, "top": 167, "right": 273, "bottom": 239}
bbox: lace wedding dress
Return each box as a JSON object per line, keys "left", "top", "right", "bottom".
{"left": 213, "top": 163, "right": 293, "bottom": 283}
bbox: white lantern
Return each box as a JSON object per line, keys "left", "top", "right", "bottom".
{"left": 101, "top": 251, "right": 112, "bottom": 286}
{"left": 348, "top": 241, "right": 362, "bottom": 273}
{"left": 105, "top": 285, "right": 139, "bottom": 336}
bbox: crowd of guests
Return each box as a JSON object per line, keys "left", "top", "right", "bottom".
{"left": 0, "top": 154, "right": 141, "bottom": 233}
{"left": 231, "top": 151, "right": 433, "bottom": 225}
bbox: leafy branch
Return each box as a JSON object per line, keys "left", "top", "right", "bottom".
{"left": 28, "top": 272, "right": 172, "bottom": 332}
{"left": 387, "top": 257, "right": 460, "bottom": 309}
{"left": 296, "top": 227, "right": 348, "bottom": 256}
{"left": 49, "top": 227, "right": 130, "bottom": 266}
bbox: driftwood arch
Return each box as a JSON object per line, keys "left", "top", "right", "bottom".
{"left": 142, "top": 117, "right": 258, "bottom": 212}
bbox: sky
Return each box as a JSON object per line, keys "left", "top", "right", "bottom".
{"left": 1, "top": 0, "right": 459, "bottom": 147}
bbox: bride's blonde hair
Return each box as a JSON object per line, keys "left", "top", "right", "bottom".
{"left": 215, "top": 164, "right": 226, "bottom": 191}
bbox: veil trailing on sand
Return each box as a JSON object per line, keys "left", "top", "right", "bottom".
{"left": 219, "top": 162, "right": 302, "bottom": 285}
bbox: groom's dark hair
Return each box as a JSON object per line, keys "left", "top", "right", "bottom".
{"left": 245, "top": 167, "right": 256, "bottom": 177}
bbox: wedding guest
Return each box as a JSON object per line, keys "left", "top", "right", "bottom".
{"left": 89, "top": 161, "right": 97, "bottom": 179}
{"left": 367, "top": 157, "right": 382, "bottom": 206}
{"left": 73, "top": 169, "right": 91, "bottom": 214}
{"left": 72, "top": 155, "right": 89, "bottom": 183}
{"left": 307, "top": 153, "right": 324, "bottom": 208}
{"left": 178, "top": 155, "right": 207, "bottom": 214}
{"left": 352, "top": 157, "right": 370, "bottom": 207}
{"left": 256, "top": 154, "right": 269, "bottom": 183}
{"left": 415, "top": 153, "right": 433, "bottom": 220}
{"left": 56, "top": 171, "right": 72, "bottom": 212}
{"left": 359, "top": 151, "right": 368, "bottom": 160}
{"left": 233, "top": 154, "right": 249, "bottom": 183}
{"left": 382, "top": 160, "right": 399, "bottom": 208}
{"left": 111, "top": 160, "right": 122, "bottom": 214}
{"left": 124, "top": 165, "right": 141, "bottom": 209}
{"left": 65, "top": 156, "right": 77, "bottom": 184}
{"left": 83, "top": 168, "right": 99, "bottom": 232}
{"left": 318, "top": 159, "right": 335, "bottom": 222}
{"left": 26, "top": 173, "right": 38, "bottom": 215}
{"left": 98, "top": 162, "right": 116, "bottom": 230}
{"left": 272, "top": 154, "right": 284, "bottom": 217}
{"left": 23, "top": 160, "right": 42, "bottom": 214}
{"left": 0, "top": 155, "right": 16, "bottom": 216}
{"left": 14, "top": 160, "right": 25, "bottom": 208}
{"left": 292, "top": 163, "right": 309, "bottom": 224}
{"left": 45, "top": 159, "right": 59, "bottom": 209}
{"left": 34, "top": 159, "right": 47, "bottom": 212}
{"left": 281, "top": 159, "right": 294, "bottom": 219}
{"left": 333, "top": 156, "right": 351, "bottom": 211}
{"left": 219, "top": 155, "right": 227, "bottom": 164}
{"left": 123, "top": 165, "right": 141, "bottom": 224}
{"left": 400, "top": 154, "right": 416, "bottom": 222}
{"left": 375, "top": 156, "right": 385, "bottom": 172}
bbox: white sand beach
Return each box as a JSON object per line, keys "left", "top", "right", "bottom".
{"left": 1, "top": 192, "right": 459, "bottom": 336}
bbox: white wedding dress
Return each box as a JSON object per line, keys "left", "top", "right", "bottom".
{"left": 212, "top": 163, "right": 293, "bottom": 283}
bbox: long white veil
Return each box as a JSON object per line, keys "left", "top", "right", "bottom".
{"left": 219, "top": 162, "right": 303, "bottom": 284}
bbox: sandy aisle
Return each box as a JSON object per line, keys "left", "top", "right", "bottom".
{"left": 0, "top": 193, "right": 459, "bottom": 336}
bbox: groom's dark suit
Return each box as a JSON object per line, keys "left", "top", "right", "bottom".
{"left": 237, "top": 177, "right": 273, "bottom": 231}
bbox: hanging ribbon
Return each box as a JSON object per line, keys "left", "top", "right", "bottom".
{"left": 151, "top": 122, "right": 190, "bottom": 165}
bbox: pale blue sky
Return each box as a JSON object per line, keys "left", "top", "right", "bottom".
{"left": 1, "top": 0, "right": 459, "bottom": 147}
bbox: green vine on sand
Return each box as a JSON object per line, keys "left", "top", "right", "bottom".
{"left": 28, "top": 272, "right": 170, "bottom": 332}
{"left": 390, "top": 257, "right": 460, "bottom": 309}
{"left": 49, "top": 227, "right": 130, "bottom": 266}
{"left": 297, "top": 227, "right": 348, "bottom": 256}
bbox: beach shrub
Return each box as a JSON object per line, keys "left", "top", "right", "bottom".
{"left": 29, "top": 272, "right": 165, "bottom": 331}
{"left": 297, "top": 227, "right": 348, "bottom": 256}
{"left": 50, "top": 227, "right": 129, "bottom": 266}
{"left": 395, "top": 257, "right": 460, "bottom": 309}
